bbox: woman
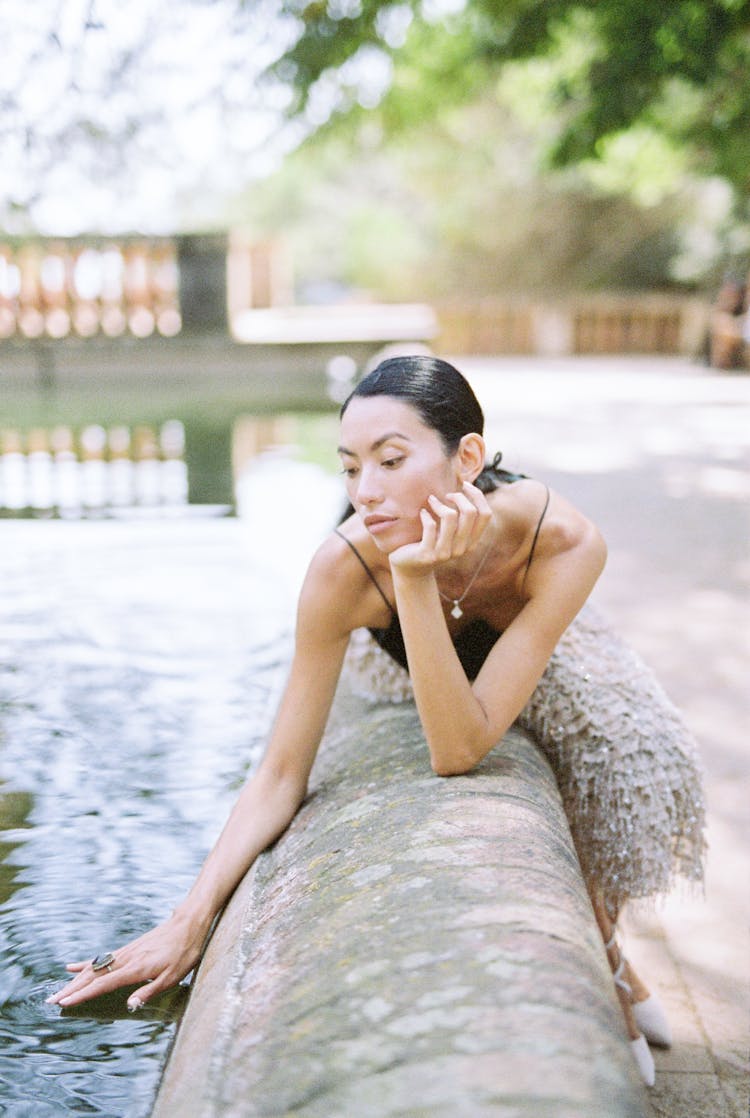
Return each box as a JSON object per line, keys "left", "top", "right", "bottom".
{"left": 48, "top": 356, "right": 704, "bottom": 1086}
{"left": 710, "top": 275, "right": 746, "bottom": 370}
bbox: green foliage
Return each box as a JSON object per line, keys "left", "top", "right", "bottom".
{"left": 232, "top": 93, "right": 693, "bottom": 298}
{"left": 270, "top": 0, "right": 750, "bottom": 195}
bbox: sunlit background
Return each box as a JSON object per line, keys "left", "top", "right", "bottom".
{"left": 1, "top": 2, "right": 748, "bottom": 1115}
{"left": 2, "top": 0, "right": 748, "bottom": 290}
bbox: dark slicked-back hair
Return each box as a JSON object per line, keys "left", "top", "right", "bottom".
{"left": 340, "top": 355, "right": 485, "bottom": 455}
{"left": 339, "top": 354, "right": 518, "bottom": 501}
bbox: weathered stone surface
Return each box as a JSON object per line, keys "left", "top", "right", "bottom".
{"left": 153, "top": 688, "right": 647, "bottom": 1118}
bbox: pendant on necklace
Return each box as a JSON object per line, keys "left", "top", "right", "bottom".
{"left": 451, "top": 602, "right": 463, "bottom": 620}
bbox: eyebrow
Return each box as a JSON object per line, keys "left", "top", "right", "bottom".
{"left": 337, "top": 431, "right": 412, "bottom": 457}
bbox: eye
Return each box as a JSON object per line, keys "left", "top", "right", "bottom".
{"left": 340, "top": 464, "right": 359, "bottom": 479}
{"left": 382, "top": 456, "right": 404, "bottom": 469}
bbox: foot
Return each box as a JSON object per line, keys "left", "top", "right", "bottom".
{"left": 610, "top": 951, "right": 644, "bottom": 1042}
{"left": 591, "top": 895, "right": 669, "bottom": 1082}
{"left": 606, "top": 933, "right": 672, "bottom": 1045}
{"left": 631, "top": 1035, "right": 656, "bottom": 1088}
{"left": 607, "top": 947, "right": 651, "bottom": 1007}
{"left": 633, "top": 992, "right": 673, "bottom": 1049}
{"left": 608, "top": 953, "right": 657, "bottom": 1086}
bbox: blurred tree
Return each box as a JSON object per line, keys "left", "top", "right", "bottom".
{"left": 270, "top": 0, "right": 750, "bottom": 195}
{"left": 2, "top": 0, "right": 746, "bottom": 282}
{"left": 229, "top": 93, "right": 691, "bottom": 298}
{"left": 0, "top": 0, "right": 300, "bottom": 232}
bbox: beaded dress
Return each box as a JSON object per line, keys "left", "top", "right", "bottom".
{"left": 342, "top": 606, "right": 705, "bottom": 910}
{"left": 337, "top": 472, "right": 706, "bottom": 910}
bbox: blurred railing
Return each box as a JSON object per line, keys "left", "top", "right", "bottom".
{"left": 0, "top": 233, "right": 291, "bottom": 342}
{"left": 0, "top": 232, "right": 711, "bottom": 357}
{"left": 0, "top": 239, "right": 182, "bottom": 341}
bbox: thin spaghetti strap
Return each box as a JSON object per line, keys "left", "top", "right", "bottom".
{"left": 521, "top": 484, "right": 550, "bottom": 591}
{"left": 334, "top": 528, "right": 395, "bottom": 615}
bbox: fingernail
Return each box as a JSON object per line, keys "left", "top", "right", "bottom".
{"left": 127, "top": 997, "right": 144, "bottom": 1013}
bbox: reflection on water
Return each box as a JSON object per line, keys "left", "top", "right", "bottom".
{"left": 0, "top": 422, "right": 189, "bottom": 518}
{"left": 0, "top": 411, "right": 342, "bottom": 517}
{"left": 0, "top": 787, "right": 33, "bottom": 907}
{"left": 0, "top": 440, "right": 343, "bottom": 1116}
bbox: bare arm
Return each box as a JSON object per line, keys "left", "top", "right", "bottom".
{"left": 48, "top": 548, "right": 351, "bottom": 1009}
{"left": 392, "top": 484, "right": 606, "bottom": 776}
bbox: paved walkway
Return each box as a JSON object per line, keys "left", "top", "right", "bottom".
{"left": 459, "top": 355, "right": 749, "bottom": 1117}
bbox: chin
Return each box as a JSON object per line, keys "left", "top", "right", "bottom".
{"left": 381, "top": 524, "right": 421, "bottom": 554}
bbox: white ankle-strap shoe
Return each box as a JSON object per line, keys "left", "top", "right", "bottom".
{"left": 630, "top": 1035, "right": 656, "bottom": 1087}
{"left": 605, "top": 926, "right": 673, "bottom": 1048}
{"left": 633, "top": 992, "right": 672, "bottom": 1048}
{"left": 611, "top": 956, "right": 656, "bottom": 1084}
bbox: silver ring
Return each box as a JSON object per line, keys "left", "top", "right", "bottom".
{"left": 91, "top": 952, "right": 116, "bottom": 972}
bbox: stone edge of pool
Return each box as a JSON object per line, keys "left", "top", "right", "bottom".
{"left": 151, "top": 687, "right": 647, "bottom": 1118}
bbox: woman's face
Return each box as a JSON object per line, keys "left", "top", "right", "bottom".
{"left": 338, "top": 395, "right": 459, "bottom": 551}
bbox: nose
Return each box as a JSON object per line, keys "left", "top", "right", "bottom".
{"left": 353, "top": 464, "right": 382, "bottom": 508}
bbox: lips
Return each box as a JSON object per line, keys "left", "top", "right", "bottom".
{"left": 363, "top": 514, "right": 397, "bottom": 534}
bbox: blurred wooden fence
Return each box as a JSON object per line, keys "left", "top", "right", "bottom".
{"left": 436, "top": 295, "right": 710, "bottom": 357}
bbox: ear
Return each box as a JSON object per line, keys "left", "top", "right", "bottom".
{"left": 455, "top": 433, "right": 486, "bottom": 484}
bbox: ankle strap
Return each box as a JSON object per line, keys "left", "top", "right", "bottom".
{"left": 604, "top": 927, "right": 619, "bottom": 952}
{"left": 612, "top": 955, "right": 633, "bottom": 997}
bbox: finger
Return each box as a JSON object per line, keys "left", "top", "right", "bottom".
{"left": 459, "top": 482, "right": 493, "bottom": 541}
{"left": 426, "top": 495, "right": 459, "bottom": 557}
{"left": 51, "top": 972, "right": 119, "bottom": 1007}
{"left": 47, "top": 968, "right": 95, "bottom": 1004}
{"left": 418, "top": 506, "right": 438, "bottom": 549}
{"left": 459, "top": 480, "right": 493, "bottom": 519}
{"left": 443, "top": 490, "right": 479, "bottom": 552}
{"left": 63, "top": 949, "right": 119, "bottom": 975}
{"left": 126, "top": 976, "right": 168, "bottom": 1013}
{"left": 461, "top": 478, "right": 485, "bottom": 499}
{"left": 430, "top": 491, "right": 483, "bottom": 557}
{"left": 49, "top": 951, "right": 128, "bottom": 1005}
{"left": 53, "top": 963, "right": 147, "bottom": 1008}
{"left": 64, "top": 958, "right": 94, "bottom": 974}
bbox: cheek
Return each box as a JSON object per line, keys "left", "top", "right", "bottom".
{"left": 398, "top": 476, "right": 437, "bottom": 521}
{"left": 412, "top": 462, "right": 455, "bottom": 503}
{"left": 400, "top": 461, "right": 453, "bottom": 512}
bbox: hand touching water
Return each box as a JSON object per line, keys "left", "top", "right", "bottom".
{"left": 46, "top": 908, "right": 209, "bottom": 1011}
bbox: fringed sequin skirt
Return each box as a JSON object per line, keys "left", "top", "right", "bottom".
{"left": 342, "top": 603, "right": 706, "bottom": 910}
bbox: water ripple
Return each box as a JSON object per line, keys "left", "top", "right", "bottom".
{"left": 0, "top": 512, "right": 321, "bottom": 1116}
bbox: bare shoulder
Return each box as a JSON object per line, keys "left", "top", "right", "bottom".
{"left": 297, "top": 525, "right": 388, "bottom": 639}
{"left": 534, "top": 483, "right": 605, "bottom": 561}
{"left": 509, "top": 480, "right": 606, "bottom": 598}
{"left": 494, "top": 478, "right": 606, "bottom": 588}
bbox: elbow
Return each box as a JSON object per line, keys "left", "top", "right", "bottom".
{"left": 590, "top": 524, "right": 608, "bottom": 578}
{"left": 430, "top": 750, "right": 481, "bottom": 778}
{"left": 428, "top": 709, "right": 494, "bottom": 777}
{"left": 432, "top": 762, "right": 474, "bottom": 778}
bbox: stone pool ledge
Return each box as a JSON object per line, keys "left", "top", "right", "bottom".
{"left": 152, "top": 688, "right": 647, "bottom": 1118}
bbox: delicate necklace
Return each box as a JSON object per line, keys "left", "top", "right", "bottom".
{"left": 436, "top": 528, "right": 495, "bottom": 620}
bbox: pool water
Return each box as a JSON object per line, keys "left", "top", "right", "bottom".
{"left": 0, "top": 457, "right": 343, "bottom": 1116}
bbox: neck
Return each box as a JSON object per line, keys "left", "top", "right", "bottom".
{"left": 437, "top": 517, "right": 497, "bottom": 599}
